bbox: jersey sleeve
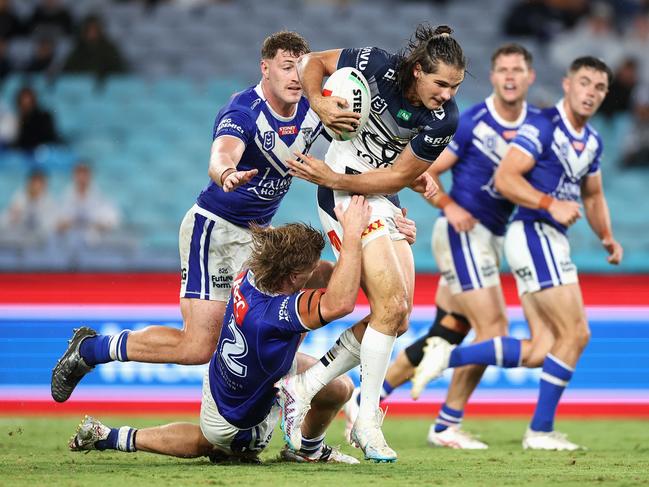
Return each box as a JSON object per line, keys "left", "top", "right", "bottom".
{"left": 267, "top": 292, "right": 311, "bottom": 334}
{"left": 337, "top": 47, "right": 390, "bottom": 80}
{"left": 212, "top": 107, "right": 256, "bottom": 145}
{"left": 409, "top": 102, "right": 459, "bottom": 163}
{"left": 588, "top": 134, "right": 603, "bottom": 175}
{"left": 446, "top": 110, "right": 474, "bottom": 158}
{"left": 510, "top": 114, "right": 552, "bottom": 161}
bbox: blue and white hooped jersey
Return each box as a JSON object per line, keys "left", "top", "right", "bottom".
{"left": 510, "top": 100, "right": 603, "bottom": 234}
{"left": 447, "top": 95, "right": 539, "bottom": 236}
{"left": 196, "top": 84, "right": 323, "bottom": 228}
{"left": 208, "top": 270, "right": 309, "bottom": 429}
{"left": 329, "top": 47, "right": 459, "bottom": 175}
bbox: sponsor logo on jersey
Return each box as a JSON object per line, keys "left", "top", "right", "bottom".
{"left": 357, "top": 47, "right": 372, "bottom": 71}
{"left": 383, "top": 68, "right": 396, "bottom": 81}
{"left": 397, "top": 109, "right": 412, "bottom": 121}
{"left": 279, "top": 297, "right": 291, "bottom": 321}
{"left": 371, "top": 95, "right": 388, "bottom": 114}
{"left": 279, "top": 125, "right": 298, "bottom": 136}
{"left": 502, "top": 129, "right": 518, "bottom": 140}
{"left": 217, "top": 118, "right": 245, "bottom": 135}
{"left": 327, "top": 230, "right": 342, "bottom": 252}
{"left": 423, "top": 134, "right": 453, "bottom": 146}
{"left": 232, "top": 273, "right": 249, "bottom": 325}
{"left": 432, "top": 107, "right": 446, "bottom": 120}
{"left": 572, "top": 140, "right": 585, "bottom": 151}
{"left": 263, "top": 131, "right": 275, "bottom": 151}
{"left": 361, "top": 219, "right": 385, "bottom": 238}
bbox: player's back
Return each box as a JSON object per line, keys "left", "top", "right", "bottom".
{"left": 447, "top": 96, "right": 539, "bottom": 236}
{"left": 510, "top": 101, "right": 603, "bottom": 233}
{"left": 326, "top": 47, "right": 459, "bottom": 177}
{"left": 197, "top": 85, "right": 322, "bottom": 227}
{"left": 207, "top": 270, "right": 308, "bottom": 429}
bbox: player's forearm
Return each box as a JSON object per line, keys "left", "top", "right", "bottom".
{"left": 583, "top": 193, "right": 613, "bottom": 240}
{"left": 297, "top": 54, "right": 327, "bottom": 103}
{"left": 320, "top": 238, "right": 362, "bottom": 320}
{"left": 495, "top": 171, "right": 548, "bottom": 209}
{"left": 332, "top": 168, "right": 410, "bottom": 194}
{"left": 208, "top": 153, "right": 239, "bottom": 187}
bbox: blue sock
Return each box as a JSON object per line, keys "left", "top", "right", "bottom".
{"left": 434, "top": 403, "right": 463, "bottom": 433}
{"left": 449, "top": 336, "right": 521, "bottom": 368}
{"left": 95, "top": 426, "right": 137, "bottom": 452}
{"left": 530, "top": 354, "right": 574, "bottom": 432}
{"left": 380, "top": 380, "right": 394, "bottom": 401}
{"left": 79, "top": 331, "right": 130, "bottom": 366}
{"left": 299, "top": 433, "right": 325, "bottom": 457}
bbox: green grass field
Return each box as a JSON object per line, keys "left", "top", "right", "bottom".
{"left": 1, "top": 417, "right": 648, "bottom": 486}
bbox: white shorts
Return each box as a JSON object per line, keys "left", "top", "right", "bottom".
{"left": 178, "top": 204, "right": 253, "bottom": 301}
{"left": 316, "top": 187, "right": 405, "bottom": 258}
{"left": 432, "top": 217, "right": 503, "bottom": 295}
{"left": 505, "top": 220, "right": 578, "bottom": 296}
{"left": 199, "top": 358, "right": 298, "bottom": 455}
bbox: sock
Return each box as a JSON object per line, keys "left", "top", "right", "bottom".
{"left": 299, "top": 432, "right": 325, "bottom": 458}
{"left": 356, "top": 379, "right": 393, "bottom": 406}
{"left": 297, "top": 328, "right": 361, "bottom": 399}
{"left": 357, "top": 325, "right": 396, "bottom": 421}
{"left": 434, "top": 403, "right": 464, "bottom": 433}
{"left": 530, "top": 354, "right": 574, "bottom": 432}
{"left": 79, "top": 330, "right": 130, "bottom": 366}
{"left": 95, "top": 426, "right": 137, "bottom": 452}
{"left": 449, "top": 336, "right": 521, "bottom": 368}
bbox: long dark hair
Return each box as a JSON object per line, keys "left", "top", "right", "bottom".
{"left": 396, "top": 24, "right": 466, "bottom": 94}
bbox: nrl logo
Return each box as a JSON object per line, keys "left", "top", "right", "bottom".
{"left": 263, "top": 131, "right": 275, "bottom": 150}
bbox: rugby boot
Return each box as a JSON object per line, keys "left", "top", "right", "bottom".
{"left": 410, "top": 337, "right": 455, "bottom": 400}
{"left": 51, "top": 327, "right": 97, "bottom": 402}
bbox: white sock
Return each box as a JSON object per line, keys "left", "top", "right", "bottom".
{"left": 297, "top": 327, "right": 361, "bottom": 399}
{"left": 357, "top": 325, "right": 395, "bottom": 421}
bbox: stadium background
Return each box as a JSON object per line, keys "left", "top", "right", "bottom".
{"left": 1, "top": 0, "right": 648, "bottom": 421}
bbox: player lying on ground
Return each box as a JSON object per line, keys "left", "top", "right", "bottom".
{"left": 280, "top": 24, "right": 466, "bottom": 462}
{"left": 410, "top": 56, "right": 623, "bottom": 451}
{"left": 68, "top": 197, "right": 371, "bottom": 464}
{"left": 51, "top": 31, "right": 415, "bottom": 403}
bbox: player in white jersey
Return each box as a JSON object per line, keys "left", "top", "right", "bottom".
{"left": 279, "top": 25, "right": 466, "bottom": 462}
{"left": 349, "top": 44, "right": 555, "bottom": 450}
{"left": 421, "top": 57, "right": 623, "bottom": 451}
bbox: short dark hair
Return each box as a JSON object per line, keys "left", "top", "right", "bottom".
{"left": 261, "top": 31, "right": 310, "bottom": 60}
{"left": 396, "top": 24, "right": 466, "bottom": 93}
{"left": 491, "top": 43, "right": 533, "bottom": 69}
{"left": 568, "top": 56, "right": 613, "bottom": 84}
{"left": 247, "top": 223, "right": 324, "bottom": 294}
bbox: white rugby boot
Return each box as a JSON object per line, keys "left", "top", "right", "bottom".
{"left": 410, "top": 337, "right": 455, "bottom": 400}
{"left": 342, "top": 387, "right": 360, "bottom": 445}
{"left": 280, "top": 444, "right": 360, "bottom": 464}
{"left": 427, "top": 424, "right": 488, "bottom": 449}
{"left": 350, "top": 408, "right": 397, "bottom": 463}
{"left": 277, "top": 376, "right": 312, "bottom": 451}
{"left": 522, "top": 428, "right": 583, "bottom": 451}
{"left": 69, "top": 416, "right": 110, "bottom": 451}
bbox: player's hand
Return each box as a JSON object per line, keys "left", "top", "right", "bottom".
{"left": 334, "top": 195, "right": 372, "bottom": 240}
{"left": 444, "top": 202, "right": 478, "bottom": 233}
{"left": 312, "top": 95, "right": 362, "bottom": 136}
{"left": 411, "top": 172, "right": 438, "bottom": 199}
{"left": 222, "top": 169, "right": 258, "bottom": 192}
{"left": 602, "top": 236, "right": 623, "bottom": 265}
{"left": 395, "top": 207, "right": 417, "bottom": 245}
{"left": 286, "top": 152, "right": 339, "bottom": 188}
{"left": 548, "top": 199, "right": 582, "bottom": 227}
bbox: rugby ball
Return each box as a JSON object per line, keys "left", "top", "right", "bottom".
{"left": 322, "top": 67, "right": 371, "bottom": 141}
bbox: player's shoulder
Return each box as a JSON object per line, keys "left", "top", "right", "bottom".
{"left": 221, "top": 85, "right": 265, "bottom": 118}
{"left": 461, "top": 99, "right": 490, "bottom": 124}
{"left": 521, "top": 106, "right": 556, "bottom": 132}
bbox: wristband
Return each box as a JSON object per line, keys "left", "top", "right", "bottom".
{"left": 435, "top": 194, "right": 453, "bottom": 209}
{"left": 601, "top": 231, "right": 613, "bottom": 242}
{"left": 538, "top": 194, "right": 554, "bottom": 211}
{"left": 219, "top": 168, "right": 236, "bottom": 187}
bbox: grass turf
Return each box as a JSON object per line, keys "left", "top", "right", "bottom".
{"left": 1, "top": 417, "right": 648, "bottom": 486}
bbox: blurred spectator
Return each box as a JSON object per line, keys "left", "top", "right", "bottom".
{"left": 0, "top": 37, "right": 12, "bottom": 80}
{"left": 56, "top": 162, "right": 122, "bottom": 246}
{"left": 13, "top": 86, "right": 60, "bottom": 151}
{"left": 549, "top": 2, "right": 622, "bottom": 71}
{"left": 25, "top": 0, "right": 74, "bottom": 39}
{"left": 599, "top": 57, "right": 639, "bottom": 119}
{"left": 0, "top": 0, "right": 22, "bottom": 41}
{"left": 503, "top": 0, "right": 589, "bottom": 43}
{"left": 63, "top": 15, "right": 128, "bottom": 81}
{"left": 24, "top": 36, "right": 57, "bottom": 76}
{"left": 0, "top": 169, "right": 55, "bottom": 247}
{"left": 0, "top": 98, "right": 16, "bottom": 147}
{"left": 622, "top": 12, "right": 649, "bottom": 83}
{"left": 621, "top": 84, "right": 649, "bottom": 168}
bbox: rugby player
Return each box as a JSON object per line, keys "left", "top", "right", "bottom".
{"left": 51, "top": 31, "right": 414, "bottom": 402}
{"left": 280, "top": 24, "right": 466, "bottom": 462}
{"left": 67, "top": 197, "right": 371, "bottom": 464}
{"left": 415, "top": 56, "right": 623, "bottom": 451}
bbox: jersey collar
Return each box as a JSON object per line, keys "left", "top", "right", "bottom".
{"left": 485, "top": 94, "right": 527, "bottom": 129}
{"left": 556, "top": 98, "right": 585, "bottom": 139}
{"left": 254, "top": 83, "right": 298, "bottom": 122}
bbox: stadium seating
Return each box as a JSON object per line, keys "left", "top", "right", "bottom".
{"left": 0, "top": 0, "right": 647, "bottom": 271}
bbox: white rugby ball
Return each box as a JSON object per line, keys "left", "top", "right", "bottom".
{"left": 321, "top": 67, "right": 371, "bottom": 141}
